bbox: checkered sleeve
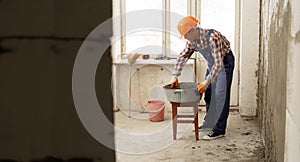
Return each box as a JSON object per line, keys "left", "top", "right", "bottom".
{"left": 206, "top": 35, "right": 224, "bottom": 82}
{"left": 172, "top": 42, "right": 195, "bottom": 76}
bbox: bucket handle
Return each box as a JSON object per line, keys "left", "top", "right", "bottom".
{"left": 174, "top": 89, "right": 183, "bottom": 94}
{"left": 147, "top": 104, "right": 165, "bottom": 113}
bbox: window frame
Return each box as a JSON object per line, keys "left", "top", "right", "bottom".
{"left": 113, "top": 0, "right": 200, "bottom": 60}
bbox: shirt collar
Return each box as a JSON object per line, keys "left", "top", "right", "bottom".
{"left": 190, "top": 28, "right": 209, "bottom": 47}
{"left": 199, "top": 28, "right": 208, "bottom": 44}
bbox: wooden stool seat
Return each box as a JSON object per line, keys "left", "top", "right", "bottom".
{"left": 171, "top": 101, "right": 199, "bottom": 140}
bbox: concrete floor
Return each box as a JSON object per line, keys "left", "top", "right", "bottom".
{"left": 114, "top": 108, "right": 265, "bottom": 162}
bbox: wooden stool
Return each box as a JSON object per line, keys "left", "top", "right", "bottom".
{"left": 171, "top": 101, "right": 199, "bottom": 140}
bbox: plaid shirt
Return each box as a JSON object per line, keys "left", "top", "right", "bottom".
{"left": 172, "top": 28, "right": 231, "bottom": 82}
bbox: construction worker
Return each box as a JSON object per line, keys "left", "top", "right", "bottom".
{"left": 170, "top": 16, "right": 235, "bottom": 140}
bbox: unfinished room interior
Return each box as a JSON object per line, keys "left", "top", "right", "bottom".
{"left": 0, "top": 0, "right": 299, "bottom": 162}
{"left": 111, "top": 0, "right": 300, "bottom": 161}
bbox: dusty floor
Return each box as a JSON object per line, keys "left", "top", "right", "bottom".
{"left": 114, "top": 108, "right": 265, "bottom": 162}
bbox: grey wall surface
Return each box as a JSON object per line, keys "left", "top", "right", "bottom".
{"left": 259, "top": 0, "right": 292, "bottom": 161}
{"left": 0, "top": 0, "right": 115, "bottom": 162}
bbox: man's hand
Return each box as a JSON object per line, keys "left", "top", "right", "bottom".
{"left": 170, "top": 75, "right": 179, "bottom": 87}
{"left": 198, "top": 80, "right": 210, "bottom": 94}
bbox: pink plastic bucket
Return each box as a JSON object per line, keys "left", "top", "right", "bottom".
{"left": 147, "top": 100, "right": 165, "bottom": 122}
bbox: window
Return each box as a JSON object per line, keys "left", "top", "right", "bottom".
{"left": 113, "top": 0, "right": 190, "bottom": 59}
{"left": 125, "top": 0, "right": 163, "bottom": 55}
{"left": 113, "top": 0, "right": 236, "bottom": 59}
{"left": 200, "top": 0, "right": 236, "bottom": 51}
{"left": 170, "top": 0, "right": 188, "bottom": 55}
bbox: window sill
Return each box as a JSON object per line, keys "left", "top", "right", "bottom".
{"left": 113, "top": 59, "right": 195, "bottom": 65}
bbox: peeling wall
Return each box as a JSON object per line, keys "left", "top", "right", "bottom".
{"left": 259, "top": 0, "right": 300, "bottom": 161}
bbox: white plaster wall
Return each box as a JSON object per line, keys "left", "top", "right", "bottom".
{"left": 239, "top": 0, "right": 260, "bottom": 116}
{"left": 285, "top": 0, "right": 300, "bottom": 160}
{"left": 112, "top": 0, "right": 122, "bottom": 60}
{"left": 285, "top": 41, "right": 300, "bottom": 162}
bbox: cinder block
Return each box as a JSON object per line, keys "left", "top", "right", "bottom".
{"left": 53, "top": 0, "right": 111, "bottom": 38}
{"left": 0, "top": 39, "right": 114, "bottom": 161}
{"left": 0, "top": 0, "right": 54, "bottom": 36}
{"left": 0, "top": 0, "right": 112, "bottom": 38}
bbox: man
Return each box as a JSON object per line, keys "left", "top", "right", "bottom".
{"left": 170, "top": 16, "right": 235, "bottom": 140}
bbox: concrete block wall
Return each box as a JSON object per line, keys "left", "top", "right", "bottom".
{"left": 0, "top": 0, "right": 108, "bottom": 37}
{"left": 0, "top": 0, "right": 115, "bottom": 161}
{"left": 259, "top": 0, "right": 288, "bottom": 161}
{"left": 259, "top": 0, "right": 300, "bottom": 161}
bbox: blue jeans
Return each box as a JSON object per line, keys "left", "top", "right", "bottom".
{"left": 203, "top": 50, "right": 235, "bottom": 134}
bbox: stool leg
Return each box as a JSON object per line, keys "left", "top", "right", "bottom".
{"left": 172, "top": 103, "right": 178, "bottom": 140}
{"left": 194, "top": 103, "right": 199, "bottom": 140}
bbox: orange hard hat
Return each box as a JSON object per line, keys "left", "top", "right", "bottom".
{"left": 177, "top": 16, "right": 199, "bottom": 38}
